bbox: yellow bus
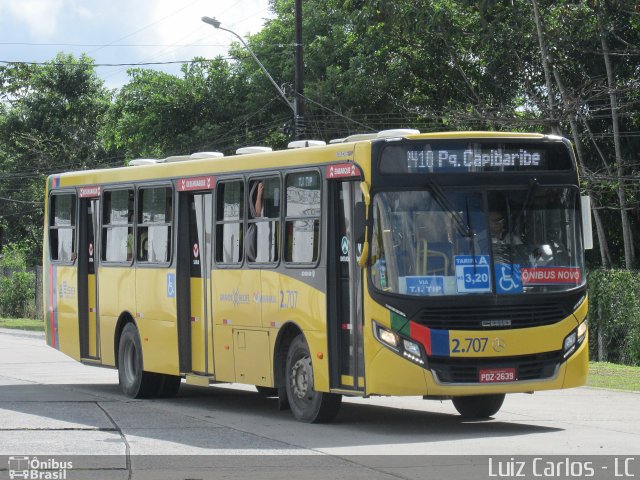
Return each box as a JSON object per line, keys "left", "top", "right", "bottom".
{"left": 43, "top": 130, "right": 591, "bottom": 423}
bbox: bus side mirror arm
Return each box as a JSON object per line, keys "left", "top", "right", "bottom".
{"left": 356, "top": 182, "right": 371, "bottom": 268}
{"left": 581, "top": 195, "right": 593, "bottom": 250}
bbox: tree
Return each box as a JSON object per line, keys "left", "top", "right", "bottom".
{"left": 0, "top": 53, "right": 112, "bottom": 261}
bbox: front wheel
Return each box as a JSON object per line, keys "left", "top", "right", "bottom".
{"left": 285, "top": 335, "right": 341, "bottom": 423}
{"left": 452, "top": 394, "right": 505, "bottom": 419}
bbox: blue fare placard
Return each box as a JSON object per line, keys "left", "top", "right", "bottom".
{"left": 495, "top": 263, "right": 523, "bottom": 294}
{"left": 455, "top": 255, "right": 491, "bottom": 293}
{"left": 404, "top": 276, "right": 445, "bottom": 296}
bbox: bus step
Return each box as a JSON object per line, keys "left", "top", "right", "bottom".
{"left": 185, "top": 374, "right": 216, "bottom": 387}
{"left": 330, "top": 388, "right": 366, "bottom": 397}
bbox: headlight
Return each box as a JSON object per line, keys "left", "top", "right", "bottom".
{"left": 379, "top": 328, "right": 399, "bottom": 349}
{"left": 563, "top": 332, "right": 577, "bottom": 357}
{"left": 373, "top": 321, "right": 425, "bottom": 366}
{"left": 577, "top": 321, "right": 588, "bottom": 343}
{"left": 563, "top": 321, "right": 587, "bottom": 358}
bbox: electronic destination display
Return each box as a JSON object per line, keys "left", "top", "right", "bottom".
{"left": 379, "top": 141, "right": 573, "bottom": 174}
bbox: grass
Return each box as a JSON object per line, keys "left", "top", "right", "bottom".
{"left": 0, "top": 317, "right": 44, "bottom": 331}
{"left": 588, "top": 362, "right": 640, "bottom": 392}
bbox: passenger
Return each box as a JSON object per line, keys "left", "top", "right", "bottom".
{"left": 246, "top": 181, "right": 264, "bottom": 261}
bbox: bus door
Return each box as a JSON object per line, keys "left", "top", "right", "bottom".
{"left": 78, "top": 187, "right": 101, "bottom": 360}
{"left": 327, "top": 176, "right": 365, "bottom": 392}
{"left": 176, "top": 179, "right": 214, "bottom": 375}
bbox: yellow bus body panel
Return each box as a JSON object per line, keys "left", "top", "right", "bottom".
{"left": 135, "top": 268, "right": 179, "bottom": 375}
{"left": 55, "top": 265, "right": 80, "bottom": 360}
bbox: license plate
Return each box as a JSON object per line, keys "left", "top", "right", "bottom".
{"left": 479, "top": 368, "right": 516, "bottom": 383}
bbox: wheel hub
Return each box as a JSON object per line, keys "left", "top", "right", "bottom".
{"left": 291, "top": 357, "right": 312, "bottom": 399}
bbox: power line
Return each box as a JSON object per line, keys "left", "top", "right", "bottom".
{"left": 0, "top": 59, "right": 231, "bottom": 68}
{"left": 0, "top": 42, "right": 230, "bottom": 48}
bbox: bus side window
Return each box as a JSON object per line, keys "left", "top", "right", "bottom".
{"left": 215, "top": 180, "right": 244, "bottom": 264}
{"left": 137, "top": 187, "right": 172, "bottom": 264}
{"left": 247, "top": 177, "right": 280, "bottom": 263}
{"left": 49, "top": 193, "right": 76, "bottom": 263}
{"left": 284, "top": 171, "right": 320, "bottom": 264}
{"left": 101, "top": 189, "right": 134, "bottom": 263}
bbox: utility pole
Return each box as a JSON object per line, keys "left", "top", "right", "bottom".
{"left": 294, "top": 0, "right": 305, "bottom": 140}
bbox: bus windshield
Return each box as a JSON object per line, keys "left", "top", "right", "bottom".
{"left": 370, "top": 186, "right": 585, "bottom": 296}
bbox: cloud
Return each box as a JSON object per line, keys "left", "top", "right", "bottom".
{"left": 0, "top": 0, "right": 90, "bottom": 40}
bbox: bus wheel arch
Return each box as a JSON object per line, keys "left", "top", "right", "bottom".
{"left": 113, "top": 311, "right": 136, "bottom": 368}
{"left": 273, "top": 322, "right": 303, "bottom": 389}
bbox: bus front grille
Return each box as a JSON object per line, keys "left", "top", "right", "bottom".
{"left": 416, "top": 303, "right": 568, "bottom": 330}
{"left": 428, "top": 351, "right": 563, "bottom": 384}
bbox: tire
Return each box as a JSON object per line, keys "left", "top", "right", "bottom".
{"left": 285, "top": 335, "right": 342, "bottom": 423}
{"left": 156, "top": 374, "right": 181, "bottom": 398}
{"left": 118, "top": 323, "right": 160, "bottom": 399}
{"left": 256, "top": 386, "right": 279, "bottom": 398}
{"left": 452, "top": 394, "right": 505, "bottom": 419}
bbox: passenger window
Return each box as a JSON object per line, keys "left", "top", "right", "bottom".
{"left": 247, "top": 177, "right": 280, "bottom": 263}
{"left": 101, "top": 189, "right": 134, "bottom": 263}
{"left": 215, "top": 180, "right": 244, "bottom": 264}
{"left": 137, "top": 187, "right": 172, "bottom": 264}
{"left": 285, "top": 172, "right": 320, "bottom": 264}
{"left": 49, "top": 193, "right": 76, "bottom": 262}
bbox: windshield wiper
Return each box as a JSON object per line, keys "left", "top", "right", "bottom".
{"left": 514, "top": 177, "right": 539, "bottom": 228}
{"left": 425, "top": 176, "right": 473, "bottom": 239}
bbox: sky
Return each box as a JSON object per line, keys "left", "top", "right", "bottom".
{"left": 0, "top": 0, "right": 273, "bottom": 91}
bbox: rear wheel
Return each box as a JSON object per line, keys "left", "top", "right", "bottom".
{"left": 118, "top": 323, "right": 159, "bottom": 398}
{"left": 452, "top": 394, "right": 505, "bottom": 419}
{"left": 285, "top": 335, "right": 341, "bottom": 423}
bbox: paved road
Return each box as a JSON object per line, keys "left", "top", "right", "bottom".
{"left": 0, "top": 328, "right": 638, "bottom": 479}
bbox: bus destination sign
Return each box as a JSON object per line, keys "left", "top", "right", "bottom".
{"left": 405, "top": 147, "right": 543, "bottom": 173}
{"left": 379, "top": 141, "right": 573, "bottom": 174}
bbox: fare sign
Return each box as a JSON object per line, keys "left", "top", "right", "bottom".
{"left": 177, "top": 176, "right": 215, "bottom": 191}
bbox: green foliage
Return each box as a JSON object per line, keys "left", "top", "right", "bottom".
{"left": 0, "top": 53, "right": 112, "bottom": 262}
{"left": 588, "top": 269, "right": 640, "bottom": 365}
{"left": 0, "top": 245, "right": 36, "bottom": 318}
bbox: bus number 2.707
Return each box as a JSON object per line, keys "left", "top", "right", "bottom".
{"left": 451, "top": 337, "right": 488, "bottom": 353}
{"left": 280, "top": 290, "right": 298, "bottom": 309}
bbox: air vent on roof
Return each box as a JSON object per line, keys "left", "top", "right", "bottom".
{"left": 377, "top": 129, "right": 420, "bottom": 138}
{"left": 287, "top": 140, "right": 326, "bottom": 149}
{"left": 164, "top": 155, "right": 194, "bottom": 163}
{"left": 190, "top": 151, "right": 224, "bottom": 159}
{"left": 236, "top": 146, "right": 273, "bottom": 155}
{"left": 346, "top": 133, "right": 378, "bottom": 142}
{"left": 129, "top": 159, "right": 158, "bottom": 166}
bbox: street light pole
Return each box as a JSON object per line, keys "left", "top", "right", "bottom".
{"left": 294, "top": 0, "right": 305, "bottom": 139}
{"left": 202, "top": 16, "right": 301, "bottom": 139}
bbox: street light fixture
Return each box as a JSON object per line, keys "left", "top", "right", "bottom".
{"left": 202, "top": 16, "right": 303, "bottom": 138}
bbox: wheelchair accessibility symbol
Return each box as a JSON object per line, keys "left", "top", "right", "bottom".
{"left": 167, "top": 273, "right": 176, "bottom": 298}
{"left": 495, "top": 264, "right": 523, "bottom": 294}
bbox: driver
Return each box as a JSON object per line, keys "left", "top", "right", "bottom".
{"left": 488, "top": 211, "right": 522, "bottom": 264}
